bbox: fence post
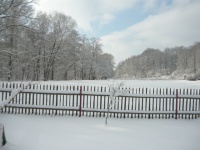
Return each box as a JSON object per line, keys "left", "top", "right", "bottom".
{"left": 175, "top": 89, "right": 178, "bottom": 119}
{"left": 79, "top": 86, "right": 82, "bottom": 117}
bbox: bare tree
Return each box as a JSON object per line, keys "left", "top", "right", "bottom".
{"left": 105, "top": 81, "right": 125, "bottom": 125}
{"left": 0, "top": 3, "right": 115, "bottom": 81}
{"left": 0, "top": 0, "right": 36, "bottom": 81}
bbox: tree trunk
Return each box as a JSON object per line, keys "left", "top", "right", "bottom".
{"left": 105, "top": 104, "right": 110, "bottom": 125}
{"left": 8, "top": 55, "right": 12, "bottom": 81}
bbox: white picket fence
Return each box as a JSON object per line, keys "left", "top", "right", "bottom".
{"left": 0, "top": 82, "right": 200, "bottom": 119}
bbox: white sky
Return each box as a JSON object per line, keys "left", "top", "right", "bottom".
{"left": 36, "top": 0, "right": 200, "bottom": 65}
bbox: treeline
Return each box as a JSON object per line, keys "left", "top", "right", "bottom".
{"left": 115, "top": 42, "right": 200, "bottom": 79}
{"left": 0, "top": 0, "right": 115, "bottom": 81}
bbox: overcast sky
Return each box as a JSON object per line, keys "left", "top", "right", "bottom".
{"left": 36, "top": 0, "right": 200, "bottom": 65}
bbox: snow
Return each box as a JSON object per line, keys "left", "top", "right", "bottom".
{"left": 0, "top": 80, "right": 200, "bottom": 150}
{"left": 7, "top": 104, "right": 80, "bottom": 110}
{"left": 0, "top": 101, "right": 9, "bottom": 109}
{"left": 39, "top": 79, "right": 200, "bottom": 89}
{"left": 1, "top": 79, "right": 200, "bottom": 89}
{"left": 0, "top": 114, "right": 200, "bottom": 150}
{"left": 15, "top": 89, "right": 80, "bottom": 95}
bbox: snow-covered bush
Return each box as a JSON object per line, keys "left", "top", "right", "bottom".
{"left": 105, "top": 81, "right": 129, "bottom": 125}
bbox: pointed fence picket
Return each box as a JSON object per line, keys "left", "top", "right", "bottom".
{"left": 0, "top": 82, "right": 200, "bottom": 119}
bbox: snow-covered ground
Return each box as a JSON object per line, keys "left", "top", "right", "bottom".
{"left": 1, "top": 79, "right": 200, "bottom": 89}
{"left": 32, "top": 79, "right": 200, "bottom": 89}
{"left": 0, "top": 114, "right": 200, "bottom": 150}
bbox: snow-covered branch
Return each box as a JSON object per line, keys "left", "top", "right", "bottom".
{"left": 0, "top": 81, "right": 37, "bottom": 111}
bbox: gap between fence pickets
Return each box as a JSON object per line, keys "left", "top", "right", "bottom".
{"left": 0, "top": 82, "right": 36, "bottom": 111}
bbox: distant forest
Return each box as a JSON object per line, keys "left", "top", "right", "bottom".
{"left": 0, "top": 0, "right": 115, "bottom": 81}
{"left": 115, "top": 42, "right": 200, "bottom": 79}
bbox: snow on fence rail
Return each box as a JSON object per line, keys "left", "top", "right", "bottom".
{"left": 0, "top": 82, "right": 200, "bottom": 119}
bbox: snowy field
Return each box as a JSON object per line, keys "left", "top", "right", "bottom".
{"left": 0, "top": 80, "right": 200, "bottom": 150}
{"left": 40, "top": 79, "right": 200, "bottom": 89}
{"left": 2, "top": 79, "right": 200, "bottom": 89}
{"left": 0, "top": 114, "right": 200, "bottom": 150}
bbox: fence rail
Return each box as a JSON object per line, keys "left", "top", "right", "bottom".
{"left": 0, "top": 82, "right": 200, "bottom": 119}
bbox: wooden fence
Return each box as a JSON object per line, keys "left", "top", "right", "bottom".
{"left": 0, "top": 82, "right": 200, "bottom": 119}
